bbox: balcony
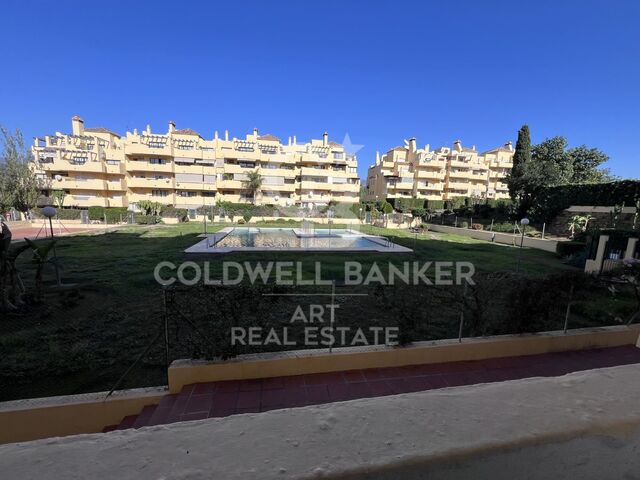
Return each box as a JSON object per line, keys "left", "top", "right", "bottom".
{"left": 446, "top": 181, "right": 471, "bottom": 190}
{"left": 43, "top": 159, "right": 106, "bottom": 174}
{"left": 300, "top": 166, "right": 331, "bottom": 177}
{"left": 124, "top": 142, "right": 172, "bottom": 157}
{"left": 52, "top": 177, "right": 107, "bottom": 191}
{"left": 104, "top": 162, "right": 125, "bottom": 175}
{"left": 299, "top": 180, "right": 332, "bottom": 191}
{"left": 174, "top": 181, "right": 217, "bottom": 192}
{"left": 329, "top": 183, "right": 360, "bottom": 193}
{"left": 105, "top": 180, "right": 127, "bottom": 191}
{"left": 299, "top": 153, "right": 333, "bottom": 165}
{"left": 127, "top": 161, "right": 174, "bottom": 173}
{"left": 416, "top": 170, "right": 445, "bottom": 180}
{"left": 127, "top": 177, "right": 175, "bottom": 189}
{"left": 216, "top": 179, "right": 246, "bottom": 190}
{"left": 105, "top": 197, "right": 129, "bottom": 208}
{"left": 66, "top": 196, "right": 108, "bottom": 208}
{"left": 262, "top": 182, "right": 296, "bottom": 193}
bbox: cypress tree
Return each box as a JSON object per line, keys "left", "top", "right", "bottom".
{"left": 508, "top": 124, "right": 531, "bottom": 202}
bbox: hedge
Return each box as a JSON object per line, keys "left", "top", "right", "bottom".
{"left": 530, "top": 180, "right": 640, "bottom": 223}
{"left": 33, "top": 207, "right": 83, "bottom": 220}
{"left": 88, "top": 206, "right": 129, "bottom": 223}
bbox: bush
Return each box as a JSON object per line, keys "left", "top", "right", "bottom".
{"left": 242, "top": 212, "right": 252, "bottom": 223}
{"left": 471, "top": 223, "right": 484, "bottom": 230}
{"left": 161, "top": 206, "right": 189, "bottom": 222}
{"left": 237, "top": 218, "right": 246, "bottom": 224}
{"left": 135, "top": 214, "right": 162, "bottom": 225}
{"left": 556, "top": 241, "right": 587, "bottom": 258}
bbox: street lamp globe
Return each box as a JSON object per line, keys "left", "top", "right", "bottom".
{"left": 520, "top": 218, "right": 530, "bottom": 226}
{"left": 42, "top": 206, "right": 57, "bottom": 219}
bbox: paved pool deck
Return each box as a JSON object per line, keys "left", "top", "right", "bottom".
{"left": 185, "top": 227, "right": 413, "bottom": 254}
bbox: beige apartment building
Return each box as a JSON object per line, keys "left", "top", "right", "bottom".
{"left": 31, "top": 116, "right": 360, "bottom": 212}
{"left": 365, "top": 138, "right": 514, "bottom": 203}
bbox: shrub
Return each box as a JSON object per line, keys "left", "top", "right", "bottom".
{"left": 460, "top": 221, "right": 469, "bottom": 229}
{"left": 237, "top": 218, "right": 246, "bottom": 224}
{"left": 161, "top": 206, "right": 189, "bottom": 222}
{"left": 556, "top": 241, "right": 587, "bottom": 258}
{"left": 242, "top": 212, "right": 252, "bottom": 223}
{"left": 135, "top": 214, "right": 162, "bottom": 225}
{"left": 471, "top": 223, "right": 484, "bottom": 230}
{"left": 411, "top": 208, "right": 426, "bottom": 220}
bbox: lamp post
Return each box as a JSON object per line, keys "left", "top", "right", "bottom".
{"left": 41, "top": 206, "right": 62, "bottom": 286}
{"left": 516, "top": 217, "right": 530, "bottom": 273}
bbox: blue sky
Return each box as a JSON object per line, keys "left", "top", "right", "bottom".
{"left": 1, "top": 0, "right": 638, "bottom": 179}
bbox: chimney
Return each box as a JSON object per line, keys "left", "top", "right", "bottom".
{"left": 424, "top": 143, "right": 430, "bottom": 152}
{"left": 506, "top": 140, "right": 514, "bottom": 152}
{"left": 224, "top": 130, "right": 229, "bottom": 141}
{"left": 408, "top": 137, "right": 417, "bottom": 152}
{"left": 146, "top": 124, "right": 151, "bottom": 135}
{"left": 454, "top": 139, "right": 462, "bottom": 152}
{"left": 71, "top": 116, "right": 84, "bottom": 136}
{"left": 288, "top": 136, "right": 292, "bottom": 146}
{"left": 168, "top": 120, "right": 176, "bottom": 133}
{"left": 293, "top": 135, "right": 297, "bottom": 145}
{"left": 253, "top": 128, "right": 259, "bottom": 138}
{"left": 375, "top": 151, "right": 380, "bottom": 165}
{"left": 322, "top": 132, "right": 328, "bottom": 146}
{"left": 214, "top": 130, "right": 219, "bottom": 140}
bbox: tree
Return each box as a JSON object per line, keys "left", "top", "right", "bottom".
{"left": 51, "top": 190, "right": 66, "bottom": 208}
{"left": 507, "top": 124, "right": 531, "bottom": 202}
{"left": 567, "top": 145, "right": 611, "bottom": 183}
{"left": 515, "top": 136, "right": 574, "bottom": 215}
{"left": 1, "top": 127, "right": 43, "bottom": 216}
{"left": 243, "top": 170, "right": 263, "bottom": 204}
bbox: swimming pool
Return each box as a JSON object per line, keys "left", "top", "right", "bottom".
{"left": 185, "top": 227, "right": 412, "bottom": 253}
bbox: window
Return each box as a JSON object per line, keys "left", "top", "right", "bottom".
{"left": 149, "top": 158, "right": 166, "bottom": 165}
{"left": 152, "top": 190, "right": 168, "bottom": 197}
{"left": 178, "top": 191, "right": 198, "bottom": 197}
{"left": 333, "top": 152, "right": 344, "bottom": 160}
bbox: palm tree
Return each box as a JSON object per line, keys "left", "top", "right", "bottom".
{"left": 243, "top": 170, "right": 263, "bottom": 204}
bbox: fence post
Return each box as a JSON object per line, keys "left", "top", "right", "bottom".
{"left": 458, "top": 282, "right": 468, "bottom": 343}
{"left": 162, "top": 288, "right": 170, "bottom": 380}
{"left": 329, "top": 280, "right": 336, "bottom": 354}
{"left": 454, "top": 216, "right": 457, "bottom": 228}
{"left": 542, "top": 222, "right": 546, "bottom": 239}
{"left": 470, "top": 217, "right": 473, "bottom": 229}
{"left": 563, "top": 284, "right": 574, "bottom": 333}
{"left": 490, "top": 218, "right": 494, "bottom": 232}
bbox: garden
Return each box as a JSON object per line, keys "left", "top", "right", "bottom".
{"left": 1, "top": 221, "right": 638, "bottom": 401}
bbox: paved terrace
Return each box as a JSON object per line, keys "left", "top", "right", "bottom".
{"left": 106, "top": 345, "right": 640, "bottom": 430}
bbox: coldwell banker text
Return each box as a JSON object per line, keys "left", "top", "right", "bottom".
{"left": 154, "top": 261, "right": 475, "bottom": 286}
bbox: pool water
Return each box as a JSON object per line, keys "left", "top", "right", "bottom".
{"left": 215, "top": 228, "right": 385, "bottom": 249}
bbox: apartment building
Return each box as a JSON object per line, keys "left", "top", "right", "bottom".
{"left": 32, "top": 116, "right": 360, "bottom": 211}
{"left": 364, "top": 138, "right": 514, "bottom": 202}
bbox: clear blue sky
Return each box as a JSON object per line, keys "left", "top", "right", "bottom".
{"left": 1, "top": 0, "right": 638, "bottom": 180}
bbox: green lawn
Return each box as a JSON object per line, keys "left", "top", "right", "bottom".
{"left": 0, "top": 222, "right": 632, "bottom": 401}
